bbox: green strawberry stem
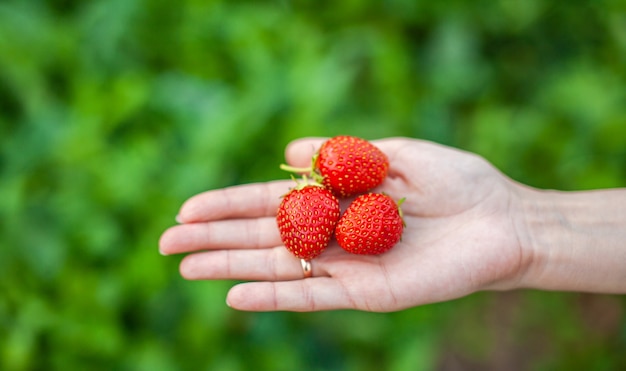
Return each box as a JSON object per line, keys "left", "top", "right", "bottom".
{"left": 279, "top": 164, "right": 312, "bottom": 174}
{"left": 280, "top": 154, "right": 325, "bottom": 185}
{"left": 279, "top": 153, "right": 319, "bottom": 175}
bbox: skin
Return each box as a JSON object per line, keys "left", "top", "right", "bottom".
{"left": 159, "top": 137, "right": 626, "bottom": 312}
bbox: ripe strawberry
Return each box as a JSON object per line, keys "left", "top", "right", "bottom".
{"left": 314, "top": 136, "right": 389, "bottom": 198}
{"left": 280, "top": 136, "right": 389, "bottom": 198}
{"left": 276, "top": 184, "right": 341, "bottom": 260}
{"left": 335, "top": 193, "right": 404, "bottom": 255}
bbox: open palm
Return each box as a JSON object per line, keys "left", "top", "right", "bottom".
{"left": 159, "top": 137, "right": 530, "bottom": 312}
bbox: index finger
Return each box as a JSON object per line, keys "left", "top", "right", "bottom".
{"left": 177, "top": 180, "right": 294, "bottom": 223}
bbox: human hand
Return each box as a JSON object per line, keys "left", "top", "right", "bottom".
{"left": 159, "top": 137, "right": 533, "bottom": 312}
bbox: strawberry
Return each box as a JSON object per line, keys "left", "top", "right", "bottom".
{"left": 276, "top": 183, "right": 341, "bottom": 260}
{"left": 280, "top": 136, "right": 389, "bottom": 198}
{"left": 315, "top": 136, "right": 389, "bottom": 198}
{"left": 335, "top": 193, "right": 404, "bottom": 255}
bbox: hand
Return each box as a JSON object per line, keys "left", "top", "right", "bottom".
{"left": 159, "top": 137, "right": 532, "bottom": 312}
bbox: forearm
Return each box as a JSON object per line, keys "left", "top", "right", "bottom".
{"left": 519, "top": 187, "right": 626, "bottom": 293}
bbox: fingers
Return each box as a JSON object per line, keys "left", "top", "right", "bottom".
{"left": 177, "top": 180, "right": 292, "bottom": 223}
{"left": 179, "top": 247, "right": 308, "bottom": 281}
{"left": 177, "top": 243, "right": 366, "bottom": 311}
{"left": 159, "top": 217, "right": 281, "bottom": 255}
{"left": 176, "top": 138, "right": 327, "bottom": 225}
{"left": 226, "top": 279, "right": 354, "bottom": 312}
{"left": 284, "top": 137, "right": 326, "bottom": 167}
{"left": 179, "top": 137, "right": 421, "bottom": 223}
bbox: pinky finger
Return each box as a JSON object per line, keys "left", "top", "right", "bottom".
{"left": 226, "top": 279, "right": 356, "bottom": 312}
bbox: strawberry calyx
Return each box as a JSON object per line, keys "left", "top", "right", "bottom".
{"left": 279, "top": 154, "right": 325, "bottom": 185}
{"left": 396, "top": 197, "right": 406, "bottom": 227}
{"left": 283, "top": 174, "right": 325, "bottom": 195}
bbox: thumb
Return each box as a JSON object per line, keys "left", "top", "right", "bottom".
{"left": 284, "top": 137, "right": 327, "bottom": 168}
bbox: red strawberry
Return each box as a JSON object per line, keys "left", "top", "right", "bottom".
{"left": 276, "top": 184, "right": 341, "bottom": 260}
{"left": 335, "top": 193, "right": 404, "bottom": 255}
{"left": 315, "top": 136, "right": 389, "bottom": 198}
{"left": 280, "top": 136, "right": 389, "bottom": 198}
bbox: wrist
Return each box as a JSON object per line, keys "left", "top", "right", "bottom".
{"left": 517, "top": 187, "right": 626, "bottom": 293}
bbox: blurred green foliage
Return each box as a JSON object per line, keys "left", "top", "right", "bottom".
{"left": 1, "top": 0, "right": 625, "bottom": 370}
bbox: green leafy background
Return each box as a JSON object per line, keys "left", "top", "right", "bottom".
{"left": 1, "top": 0, "right": 625, "bottom": 370}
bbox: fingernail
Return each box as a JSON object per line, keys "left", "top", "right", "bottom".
{"left": 175, "top": 214, "right": 183, "bottom": 223}
{"left": 159, "top": 249, "right": 169, "bottom": 256}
